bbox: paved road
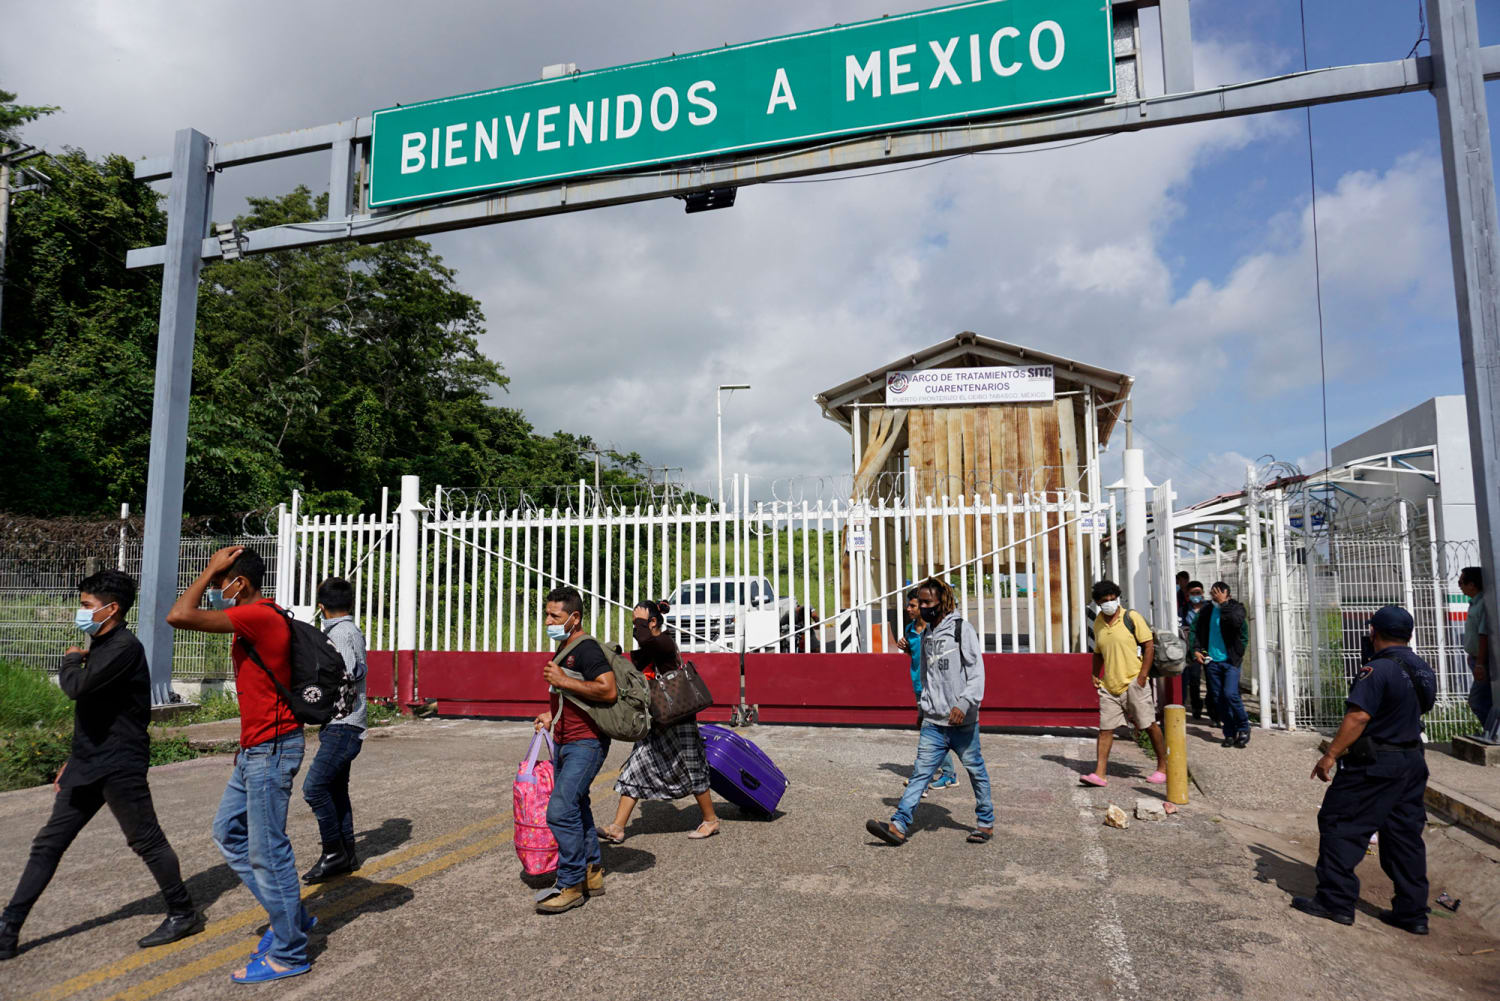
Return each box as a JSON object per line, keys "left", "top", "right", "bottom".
{"left": 0, "top": 720, "right": 1495, "bottom": 1001}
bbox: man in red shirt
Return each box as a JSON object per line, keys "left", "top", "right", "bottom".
{"left": 167, "top": 546, "right": 313, "bottom": 983}
{"left": 532, "top": 586, "right": 616, "bottom": 914}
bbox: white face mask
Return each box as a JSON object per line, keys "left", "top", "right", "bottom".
{"left": 1099, "top": 599, "right": 1121, "bottom": 616}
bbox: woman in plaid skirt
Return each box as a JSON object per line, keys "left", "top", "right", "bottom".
{"left": 596, "top": 600, "right": 721, "bottom": 842}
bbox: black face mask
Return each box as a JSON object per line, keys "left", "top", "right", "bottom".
{"left": 632, "top": 623, "right": 655, "bottom": 644}
{"left": 919, "top": 605, "right": 941, "bottom": 624}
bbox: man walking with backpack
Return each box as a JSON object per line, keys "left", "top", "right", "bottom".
{"left": 1081, "top": 580, "right": 1168, "bottom": 788}
{"left": 167, "top": 547, "right": 313, "bottom": 982}
{"left": 532, "top": 586, "right": 618, "bottom": 914}
{"left": 300, "top": 577, "right": 367, "bottom": 884}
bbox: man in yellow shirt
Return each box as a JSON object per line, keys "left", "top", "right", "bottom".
{"left": 1081, "top": 580, "right": 1169, "bottom": 788}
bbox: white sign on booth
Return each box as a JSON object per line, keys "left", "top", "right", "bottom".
{"left": 884, "top": 365, "right": 1055, "bottom": 405}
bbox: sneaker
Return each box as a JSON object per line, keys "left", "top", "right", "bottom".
{"left": 536, "top": 884, "right": 587, "bottom": 915}
{"left": 1233, "top": 733, "right": 1250, "bottom": 749}
{"left": 931, "top": 775, "right": 959, "bottom": 789}
{"left": 585, "top": 864, "right": 605, "bottom": 897}
{"left": 0, "top": 920, "right": 19, "bottom": 961}
{"left": 1220, "top": 737, "right": 1235, "bottom": 748}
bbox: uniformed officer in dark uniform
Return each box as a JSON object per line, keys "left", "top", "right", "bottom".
{"left": 1292, "top": 605, "right": 1436, "bottom": 933}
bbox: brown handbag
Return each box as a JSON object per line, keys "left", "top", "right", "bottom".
{"left": 648, "top": 660, "right": 714, "bottom": 727}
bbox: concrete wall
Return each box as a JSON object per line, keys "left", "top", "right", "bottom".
{"left": 1329, "top": 395, "right": 1475, "bottom": 545}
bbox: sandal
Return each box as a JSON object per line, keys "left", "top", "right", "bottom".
{"left": 595, "top": 824, "right": 626, "bottom": 844}
{"left": 1079, "top": 773, "right": 1107, "bottom": 787}
{"left": 688, "top": 820, "right": 721, "bottom": 840}
{"left": 252, "top": 914, "right": 317, "bottom": 960}
{"left": 231, "top": 955, "right": 311, "bottom": 984}
{"left": 966, "top": 828, "right": 994, "bottom": 844}
{"left": 866, "top": 819, "right": 907, "bottom": 846}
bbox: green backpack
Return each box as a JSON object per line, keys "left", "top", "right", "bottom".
{"left": 554, "top": 632, "right": 651, "bottom": 742}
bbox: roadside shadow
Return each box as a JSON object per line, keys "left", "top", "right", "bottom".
{"left": 633, "top": 801, "right": 706, "bottom": 835}
{"left": 299, "top": 876, "right": 415, "bottom": 962}
{"left": 20, "top": 860, "right": 244, "bottom": 952}
{"left": 1040, "top": 753, "right": 1151, "bottom": 784}
{"left": 1188, "top": 726, "right": 1227, "bottom": 746}
{"left": 517, "top": 869, "right": 557, "bottom": 890}
{"left": 602, "top": 844, "right": 656, "bottom": 874}
{"left": 878, "top": 761, "right": 914, "bottom": 780}
{"left": 1249, "top": 843, "right": 1319, "bottom": 899}
{"left": 873, "top": 797, "right": 971, "bottom": 840}
{"left": 352, "top": 817, "right": 414, "bottom": 863}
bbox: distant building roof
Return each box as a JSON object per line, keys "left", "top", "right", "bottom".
{"left": 813, "top": 331, "right": 1134, "bottom": 447}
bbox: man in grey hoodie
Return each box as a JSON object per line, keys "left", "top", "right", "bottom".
{"left": 867, "top": 577, "right": 995, "bottom": 845}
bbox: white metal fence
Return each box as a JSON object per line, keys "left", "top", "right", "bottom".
{"left": 1174, "top": 484, "right": 1482, "bottom": 741}
{"left": 282, "top": 476, "right": 1117, "bottom": 658}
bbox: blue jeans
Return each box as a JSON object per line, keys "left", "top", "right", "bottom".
{"left": 891, "top": 722, "right": 994, "bottom": 833}
{"left": 1206, "top": 661, "right": 1249, "bottom": 740}
{"left": 913, "top": 707, "right": 957, "bottom": 781}
{"left": 547, "top": 738, "right": 607, "bottom": 890}
{"left": 303, "top": 724, "right": 363, "bottom": 845}
{"left": 212, "top": 732, "right": 309, "bottom": 967}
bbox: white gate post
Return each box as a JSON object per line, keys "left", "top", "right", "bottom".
{"left": 396, "top": 475, "right": 422, "bottom": 710}
{"left": 273, "top": 502, "right": 291, "bottom": 603}
{"left": 1273, "top": 491, "right": 1296, "bottom": 730}
{"left": 1245, "top": 465, "right": 1272, "bottom": 729}
{"left": 1428, "top": 496, "right": 1450, "bottom": 698}
{"left": 1123, "top": 448, "right": 1149, "bottom": 612}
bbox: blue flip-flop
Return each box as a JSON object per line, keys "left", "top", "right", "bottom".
{"left": 231, "top": 955, "right": 311, "bottom": 984}
{"left": 252, "top": 914, "right": 317, "bottom": 960}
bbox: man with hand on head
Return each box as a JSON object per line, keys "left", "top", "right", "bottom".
{"left": 0, "top": 571, "right": 201, "bottom": 961}
{"left": 167, "top": 547, "right": 313, "bottom": 983}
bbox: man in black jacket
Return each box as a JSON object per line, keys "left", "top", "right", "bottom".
{"left": 1191, "top": 581, "right": 1252, "bottom": 748}
{"left": 0, "top": 571, "right": 202, "bottom": 961}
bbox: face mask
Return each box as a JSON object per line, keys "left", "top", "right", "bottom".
{"left": 207, "top": 578, "right": 242, "bottom": 611}
{"left": 919, "top": 605, "right": 941, "bottom": 624}
{"left": 1099, "top": 599, "right": 1121, "bottom": 616}
{"left": 74, "top": 603, "right": 114, "bottom": 635}
{"left": 1189, "top": 594, "right": 1205, "bottom": 605}
{"left": 547, "top": 614, "right": 576, "bottom": 643}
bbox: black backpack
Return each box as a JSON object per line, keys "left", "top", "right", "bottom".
{"left": 239, "top": 605, "right": 356, "bottom": 726}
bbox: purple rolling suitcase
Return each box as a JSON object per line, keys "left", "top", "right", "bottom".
{"left": 699, "top": 724, "right": 788, "bottom": 816}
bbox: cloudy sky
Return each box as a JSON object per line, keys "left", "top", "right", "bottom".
{"left": 5, "top": 1, "right": 1499, "bottom": 507}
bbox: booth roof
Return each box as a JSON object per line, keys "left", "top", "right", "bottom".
{"left": 812, "top": 331, "right": 1134, "bottom": 448}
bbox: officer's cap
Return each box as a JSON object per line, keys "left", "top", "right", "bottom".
{"left": 1369, "top": 605, "right": 1414, "bottom": 641}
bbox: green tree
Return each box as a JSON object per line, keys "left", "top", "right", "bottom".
{"left": 1, "top": 158, "right": 653, "bottom": 518}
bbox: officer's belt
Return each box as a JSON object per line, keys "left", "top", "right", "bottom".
{"left": 1370, "top": 739, "right": 1422, "bottom": 751}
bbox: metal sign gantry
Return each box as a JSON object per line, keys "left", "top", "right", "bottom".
{"left": 124, "top": 0, "right": 1500, "bottom": 729}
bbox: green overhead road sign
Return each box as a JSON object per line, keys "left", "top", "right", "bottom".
{"left": 369, "top": 0, "right": 1115, "bottom": 207}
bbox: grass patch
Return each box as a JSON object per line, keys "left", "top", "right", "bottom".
{"left": 0, "top": 659, "right": 73, "bottom": 729}
{"left": 167, "top": 692, "right": 241, "bottom": 726}
{"left": 0, "top": 727, "right": 71, "bottom": 792}
{"left": 148, "top": 736, "right": 199, "bottom": 767}
{"left": 367, "top": 700, "right": 399, "bottom": 727}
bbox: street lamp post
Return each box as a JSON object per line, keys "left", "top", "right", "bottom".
{"left": 716, "top": 383, "right": 751, "bottom": 511}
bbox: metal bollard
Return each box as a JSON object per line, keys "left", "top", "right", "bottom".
{"left": 1164, "top": 704, "right": 1189, "bottom": 805}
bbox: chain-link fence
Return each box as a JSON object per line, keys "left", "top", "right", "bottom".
{"left": 0, "top": 532, "right": 278, "bottom": 680}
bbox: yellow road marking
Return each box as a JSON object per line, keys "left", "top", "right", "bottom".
{"left": 28, "top": 767, "right": 620, "bottom": 1001}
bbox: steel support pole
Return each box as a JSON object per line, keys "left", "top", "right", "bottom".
{"left": 138, "top": 128, "right": 212, "bottom": 706}
{"left": 1429, "top": 0, "right": 1500, "bottom": 740}
{"left": 1157, "top": 0, "right": 1195, "bottom": 94}
{"left": 0, "top": 149, "right": 10, "bottom": 339}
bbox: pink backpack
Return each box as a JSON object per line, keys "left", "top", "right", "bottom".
{"left": 513, "top": 731, "right": 558, "bottom": 875}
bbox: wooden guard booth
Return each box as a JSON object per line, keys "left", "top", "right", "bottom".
{"left": 814, "top": 332, "right": 1132, "bottom": 653}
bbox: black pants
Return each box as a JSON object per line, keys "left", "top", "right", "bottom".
{"left": 1181, "top": 659, "right": 1205, "bottom": 717}
{"left": 2, "top": 771, "right": 191, "bottom": 926}
{"left": 1313, "top": 749, "right": 1429, "bottom": 920}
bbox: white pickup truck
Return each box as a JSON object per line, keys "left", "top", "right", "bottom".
{"left": 663, "top": 576, "right": 796, "bottom": 652}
